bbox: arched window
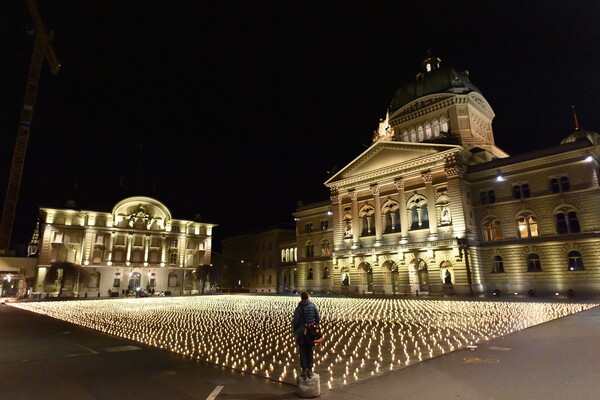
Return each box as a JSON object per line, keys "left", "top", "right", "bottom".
{"left": 408, "top": 196, "right": 429, "bottom": 230}
{"left": 402, "top": 130, "right": 408, "bottom": 141}
{"left": 433, "top": 120, "right": 440, "bottom": 136}
{"left": 483, "top": 218, "right": 503, "bottom": 241}
{"left": 305, "top": 242, "right": 314, "bottom": 258}
{"left": 527, "top": 253, "right": 542, "bottom": 272}
{"left": 359, "top": 205, "right": 375, "bottom": 236}
{"left": 281, "top": 250, "right": 286, "bottom": 262}
{"left": 488, "top": 190, "right": 496, "bottom": 203}
{"left": 425, "top": 123, "right": 432, "bottom": 139}
{"left": 517, "top": 214, "right": 539, "bottom": 238}
{"left": 440, "top": 117, "right": 449, "bottom": 132}
{"left": 307, "top": 268, "right": 314, "bottom": 280}
{"left": 555, "top": 209, "right": 580, "bottom": 234}
{"left": 410, "top": 128, "right": 417, "bottom": 142}
{"left": 568, "top": 251, "right": 584, "bottom": 271}
{"left": 492, "top": 255, "right": 504, "bottom": 273}
{"left": 417, "top": 126, "right": 424, "bottom": 141}
{"left": 322, "top": 266, "right": 330, "bottom": 279}
{"left": 382, "top": 200, "right": 401, "bottom": 233}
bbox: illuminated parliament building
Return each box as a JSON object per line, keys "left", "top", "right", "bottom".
{"left": 32, "top": 196, "right": 216, "bottom": 296}
{"left": 273, "top": 54, "right": 600, "bottom": 296}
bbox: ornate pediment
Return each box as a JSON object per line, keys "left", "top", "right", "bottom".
{"left": 325, "top": 142, "right": 464, "bottom": 189}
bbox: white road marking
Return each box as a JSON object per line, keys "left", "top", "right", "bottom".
{"left": 206, "top": 385, "right": 224, "bottom": 400}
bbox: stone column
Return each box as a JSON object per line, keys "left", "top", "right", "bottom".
{"left": 126, "top": 233, "right": 132, "bottom": 264}
{"left": 444, "top": 155, "right": 467, "bottom": 238}
{"left": 144, "top": 234, "right": 150, "bottom": 265}
{"left": 395, "top": 178, "right": 409, "bottom": 242}
{"left": 371, "top": 184, "right": 383, "bottom": 246}
{"left": 160, "top": 234, "right": 167, "bottom": 267}
{"left": 422, "top": 172, "right": 438, "bottom": 238}
{"left": 107, "top": 232, "right": 115, "bottom": 264}
{"left": 330, "top": 191, "right": 343, "bottom": 251}
{"left": 349, "top": 189, "right": 360, "bottom": 248}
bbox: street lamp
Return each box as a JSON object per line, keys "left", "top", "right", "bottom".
{"left": 456, "top": 237, "right": 474, "bottom": 296}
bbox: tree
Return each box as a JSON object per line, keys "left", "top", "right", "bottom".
{"left": 44, "top": 261, "right": 90, "bottom": 297}
{"left": 194, "top": 264, "right": 212, "bottom": 294}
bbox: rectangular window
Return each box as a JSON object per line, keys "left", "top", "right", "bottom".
{"left": 95, "top": 234, "right": 104, "bottom": 245}
{"left": 306, "top": 223, "right": 313, "bottom": 233}
{"left": 149, "top": 278, "right": 156, "bottom": 287}
{"left": 321, "top": 220, "right": 329, "bottom": 230}
{"left": 113, "top": 278, "right": 121, "bottom": 288}
{"left": 170, "top": 253, "right": 178, "bottom": 264}
{"left": 170, "top": 239, "right": 178, "bottom": 248}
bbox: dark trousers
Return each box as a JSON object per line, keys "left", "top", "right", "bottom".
{"left": 296, "top": 334, "right": 314, "bottom": 369}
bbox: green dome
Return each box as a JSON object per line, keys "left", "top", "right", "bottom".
{"left": 389, "top": 66, "right": 481, "bottom": 113}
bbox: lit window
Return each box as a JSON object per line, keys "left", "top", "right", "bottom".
{"left": 483, "top": 218, "right": 503, "bottom": 241}
{"left": 360, "top": 205, "right": 375, "bottom": 236}
{"left": 170, "top": 239, "right": 178, "bottom": 248}
{"left": 517, "top": 215, "right": 539, "bottom": 238}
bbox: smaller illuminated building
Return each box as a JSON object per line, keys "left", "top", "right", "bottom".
{"left": 33, "top": 196, "right": 216, "bottom": 296}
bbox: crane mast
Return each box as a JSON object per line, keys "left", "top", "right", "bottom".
{"left": 0, "top": 0, "right": 60, "bottom": 254}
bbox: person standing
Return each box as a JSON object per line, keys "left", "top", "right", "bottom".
{"left": 293, "top": 290, "right": 320, "bottom": 379}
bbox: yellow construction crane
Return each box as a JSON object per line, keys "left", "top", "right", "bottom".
{"left": 0, "top": 0, "right": 60, "bottom": 254}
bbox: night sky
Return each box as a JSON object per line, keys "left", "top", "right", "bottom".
{"left": 1, "top": 1, "right": 599, "bottom": 254}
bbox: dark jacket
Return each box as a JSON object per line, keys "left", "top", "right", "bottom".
{"left": 293, "top": 299, "right": 320, "bottom": 336}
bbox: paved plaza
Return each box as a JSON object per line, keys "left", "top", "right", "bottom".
{"left": 7, "top": 295, "right": 597, "bottom": 394}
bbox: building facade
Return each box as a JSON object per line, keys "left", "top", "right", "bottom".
{"left": 33, "top": 196, "right": 216, "bottom": 296}
{"left": 221, "top": 224, "right": 296, "bottom": 293}
{"left": 289, "top": 55, "right": 600, "bottom": 296}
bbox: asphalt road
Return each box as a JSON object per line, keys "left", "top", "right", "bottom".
{"left": 1, "top": 298, "right": 599, "bottom": 400}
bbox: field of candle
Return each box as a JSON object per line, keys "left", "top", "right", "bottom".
{"left": 11, "top": 296, "right": 596, "bottom": 389}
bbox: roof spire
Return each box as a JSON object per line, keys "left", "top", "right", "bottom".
{"left": 421, "top": 50, "right": 441, "bottom": 73}
{"left": 572, "top": 105, "right": 580, "bottom": 130}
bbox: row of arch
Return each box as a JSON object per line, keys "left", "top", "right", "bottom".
{"left": 399, "top": 116, "right": 449, "bottom": 143}
{"left": 344, "top": 194, "right": 451, "bottom": 237}
{"left": 483, "top": 206, "right": 581, "bottom": 241}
